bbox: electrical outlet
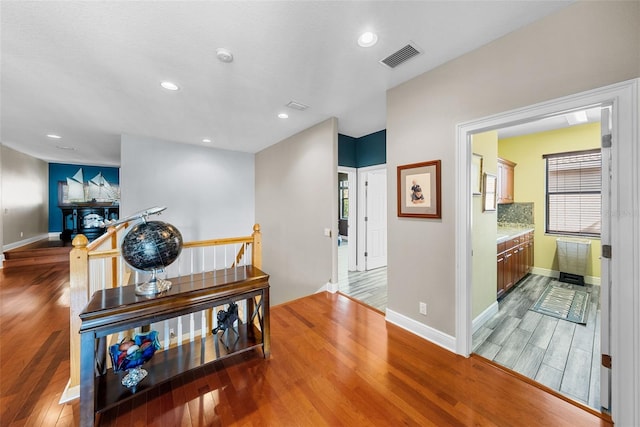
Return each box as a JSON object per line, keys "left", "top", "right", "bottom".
{"left": 419, "top": 302, "right": 427, "bottom": 315}
{"left": 169, "top": 328, "right": 176, "bottom": 338}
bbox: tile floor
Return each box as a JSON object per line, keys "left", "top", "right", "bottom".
{"left": 473, "top": 274, "right": 602, "bottom": 410}
{"left": 337, "top": 241, "right": 387, "bottom": 312}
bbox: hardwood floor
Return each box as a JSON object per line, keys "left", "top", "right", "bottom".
{"left": 473, "top": 274, "right": 602, "bottom": 410}
{"left": 0, "top": 264, "right": 611, "bottom": 426}
{"left": 2, "top": 238, "right": 72, "bottom": 268}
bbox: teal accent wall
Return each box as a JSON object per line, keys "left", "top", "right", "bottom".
{"left": 48, "top": 163, "right": 120, "bottom": 232}
{"left": 338, "top": 134, "right": 357, "bottom": 167}
{"left": 356, "top": 130, "right": 386, "bottom": 167}
{"left": 338, "top": 130, "right": 386, "bottom": 168}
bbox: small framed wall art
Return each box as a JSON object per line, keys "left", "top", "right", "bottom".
{"left": 397, "top": 160, "right": 441, "bottom": 219}
{"left": 472, "top": 153, "right": 483, "bottom": 195}
{"left": 483, "top": 173, "right": 497, "bottom": 212}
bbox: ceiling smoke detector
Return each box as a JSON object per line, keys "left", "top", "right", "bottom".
{"left": 285, "top": 101, "right": 309, "bottom": 111}
{"left": 216, "top": 48, "right": 234, "bottom": 63}
{"left": 380, "top": 42, "right": 422, "bottom": 69}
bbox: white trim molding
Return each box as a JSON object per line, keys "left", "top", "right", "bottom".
{"left": 386, "top": 309, "right": 456, "bottom": 353}
{"left": 455, "top": 78, "right": 639, "bottom": 426}
{"left": 59, "top": 379, "right": 79, "bottom": 403}
{"left": 472, "top": 301, "right": 499, "bottom": 334}
{"left": 322, "top": 281, "right": 339, "bottom": 294}
{"left": 2, "top": 233, "right": 50, "bottom": 252}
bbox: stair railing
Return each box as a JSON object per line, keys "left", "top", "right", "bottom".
{"left": 63, "top": 224, "right": 262, "bottom": 402}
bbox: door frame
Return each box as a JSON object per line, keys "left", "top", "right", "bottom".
{"left": 338, "top": 166, "right": 357, "bottom": 271}
{"left": 455, "top": 79, "right": 638, "bottom": 424}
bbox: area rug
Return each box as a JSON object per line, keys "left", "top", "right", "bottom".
{"left": 530, "top": 284, "right": 590, "bottom": 324}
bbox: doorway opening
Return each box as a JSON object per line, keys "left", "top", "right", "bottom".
{"left": 337, "top": 165, "right": 388, "bottom": 312}
{"left": 452, "top": 80, "right": 640, "bottom": 421}
{"left": 470, "top": 106, "right": 606, "bottom": 411}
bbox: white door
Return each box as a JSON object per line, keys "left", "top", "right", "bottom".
{"left": 599, "top": 105, "right": 612, "bottom": 410}
{"left": 365, "top": 169, "right": 387, "bottom": 270}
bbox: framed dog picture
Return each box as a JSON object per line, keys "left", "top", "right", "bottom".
{"left": 397, "top": 160, "right": 441, "bottom": 219}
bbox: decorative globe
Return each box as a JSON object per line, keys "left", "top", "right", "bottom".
{"left": 121, "top": 220, "right": 183, "bottom": 295}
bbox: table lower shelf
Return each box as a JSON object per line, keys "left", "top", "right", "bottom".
{"left": 95, "top": 323, "right": 264, "bottom": 413}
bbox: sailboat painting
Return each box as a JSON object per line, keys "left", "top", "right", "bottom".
{"left": 88, "top": 172, "right": 119, "bottom": 202}
{"left": 59, "top": 168, "right": 120, "bottom": 205}
{"left": 66, "top": 168, "right": 85, "bottom": 202}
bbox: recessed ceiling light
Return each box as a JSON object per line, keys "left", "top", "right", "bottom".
{"left": 358, "top": 31, "right": 378, "bottom": 48}
{"left": 47, "top": 134, "right": 62, "bottom": 139}
{"left": 216, "top": 48, "right": 234, "bottom": 63}
{"left": 202, "top": 138, "right": 212, "bottom": 143}
{"left": 160, "top": 81, "right": 180, "bottom": 91}
{"left": 278, "top": 113, "right": 289, "bottom": 119}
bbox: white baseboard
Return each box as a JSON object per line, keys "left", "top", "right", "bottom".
{"left": 2, "top": 233, "right": 50, "bottom": 252}
{"left": 49, "top": 232, "right": 60, "bottom": 239}
{"left": 316, "top": 281, "right": 338, "bottom": 294}
{"left": 472, "top": 301, "right": 499, "bottom": 334}
{"left": 385, "top": 309, "right": 456, "bottom": 353}
{"left": 531, "top": 267, "right": 601, "bottom": 286}
{"left": 59, "top": 379, "right": 79, "bottom": 403}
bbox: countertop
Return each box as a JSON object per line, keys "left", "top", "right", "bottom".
{"left": 497, "top": 225, "right": 534, "bottom": 243}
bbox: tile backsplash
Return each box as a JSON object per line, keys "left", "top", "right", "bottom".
{"left": 498, "top": 202, "right": 534, "bottom": 226}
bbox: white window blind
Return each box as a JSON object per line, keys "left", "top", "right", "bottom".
{"left": 545, "top": 149, "right": 601, "bottom": 236}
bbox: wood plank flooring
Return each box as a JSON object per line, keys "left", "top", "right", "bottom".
{"left": 473, "top": 274, "right": 602, "bottom": 410}
{"left": 337, "top": 242, "right": 387, "bottom": 312}
{"left": 0, "top": 263, "right": 611, "bottom": 426}
{"left": 2, "top": 238, "right": 72, "bottom": 268}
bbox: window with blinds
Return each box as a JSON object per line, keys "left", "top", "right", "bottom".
{"left": 545, "top": 149, "right": 601, "bottom": 237}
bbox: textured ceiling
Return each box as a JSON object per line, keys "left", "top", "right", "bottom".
{"left": 1, "top": 1, "right": 572, "bottom": 166}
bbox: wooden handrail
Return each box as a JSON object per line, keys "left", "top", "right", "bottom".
{"left": 183, "top": 235, "right": 254, "bottom": 248}
{"left": 64, "top": 223, "right": 263, "bottom": 402}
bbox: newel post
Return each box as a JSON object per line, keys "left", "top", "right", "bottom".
{"left": 252, "top": 224, "right": 262, "bottom": 269}
{"left": 68, "top": 234, "right": 90, "bottom": 393}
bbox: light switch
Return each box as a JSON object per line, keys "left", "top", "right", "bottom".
{"left": 323, "top": 228, "right": 331, "bottom": 237}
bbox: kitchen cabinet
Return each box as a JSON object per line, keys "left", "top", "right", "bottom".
{"left": 497, "top": 158, "right": 516, "bottom": 204}
{"left": 497, "top": 231, "right": 533, "bottom": 298}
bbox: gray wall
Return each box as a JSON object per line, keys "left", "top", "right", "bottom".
{"left": 256, "top": 118, "right": 338, "bottom": 305}
{"left": 387, "top": 1, "right": 640, "bottom": 336}
{"left": 120, "top": 135, "right": 255, "bottom": 242}
{"left": 0, "top": 145, "right": 3, "bottom": 254}
{"left": 1, "top": 145, "right": 49, "bottom": 247}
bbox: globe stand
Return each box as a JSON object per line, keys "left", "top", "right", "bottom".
{"left": 135, "top": 269, "right": 171, "bottom": 296}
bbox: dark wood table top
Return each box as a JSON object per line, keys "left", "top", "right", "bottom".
{"left": 79, "top": 265, "right": 269, "bottom": 333}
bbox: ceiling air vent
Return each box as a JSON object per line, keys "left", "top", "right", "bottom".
{"left": 380, "top": 42, "right": 422, "bottom": 69}
{"left": 286, "top": 101, "right": 309, "bottom": 111}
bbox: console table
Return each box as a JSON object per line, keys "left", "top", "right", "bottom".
{"left": 59, "top": 204, "right": 119, "bottom": 242}
{"left": 78, "top": 266, "right": 270, "bottom": 426}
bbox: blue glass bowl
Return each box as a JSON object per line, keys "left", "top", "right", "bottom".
{"left": 109, "top": 330, "right": 161, "bottom": 372}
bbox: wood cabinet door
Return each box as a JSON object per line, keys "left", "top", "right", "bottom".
{"left": 497, "top": 253, "right": 505, "bottom": 298}
{"left": 503, "top": 250, "right": 514, "bottom": 291}
{"left": 496, "top": 158, "right": 516, "bottom": 204}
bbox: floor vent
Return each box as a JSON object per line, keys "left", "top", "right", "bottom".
{"left": 380, "top": 42, "right": 422, "bottom": 69}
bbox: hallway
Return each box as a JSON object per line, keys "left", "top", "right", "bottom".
{"left": 337, "top": 241, "right": 387, "bottom": 312}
